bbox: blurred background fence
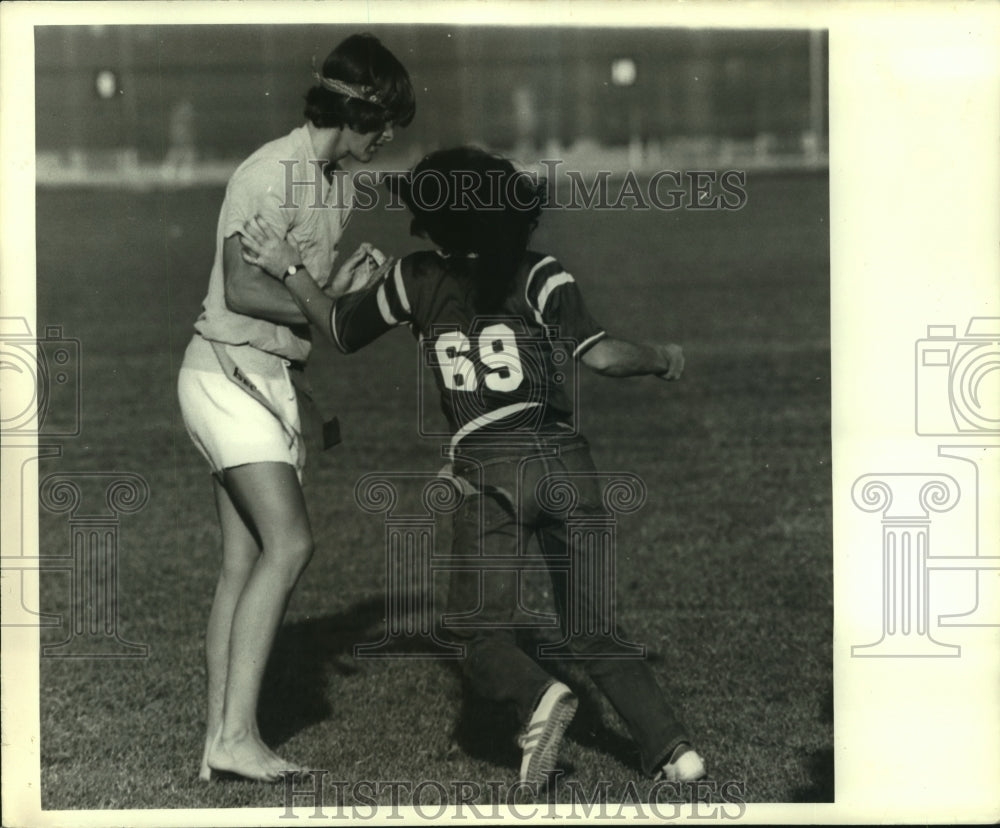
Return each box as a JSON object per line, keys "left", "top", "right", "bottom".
{"left": 35, "top": 25, "right": 827, "bottom": 186}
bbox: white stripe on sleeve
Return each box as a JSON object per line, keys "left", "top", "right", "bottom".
{"left": 525, "top": 256, "right": 557, "bottom": 324}
{"left": 376, "top": 282, "right": 398, "bottom": 325}
{"left": 329, "top": 303, "right": 346, "bottom": 352}
{"left": 536, "top": 272, "right": 574, "bottom": 315}
{"left": 572, "top": 330, "right": 606, "bottom": 358}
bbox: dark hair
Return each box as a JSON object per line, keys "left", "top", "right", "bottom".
{"left": 304, "top": 33, "right": 416, "bottom": 133}
{"left": 391, "top": 147, "right": 546, "bottom": 312}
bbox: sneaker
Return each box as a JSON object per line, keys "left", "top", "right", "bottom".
{"left": 658, "top": 743, "right": 707, "bottom": 782}
{"left": 518, "top": 681, "right": 578, "bottom": 785}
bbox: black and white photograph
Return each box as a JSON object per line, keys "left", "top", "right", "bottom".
{"left": 1, "top": 2, "right": 997, "bottom": 825}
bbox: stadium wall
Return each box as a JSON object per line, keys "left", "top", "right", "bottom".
{"left": 35, "top": 25, "right": 827, "bottom": 186}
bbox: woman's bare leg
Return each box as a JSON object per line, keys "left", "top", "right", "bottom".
{"left": 205, "top": 462, "right": 313, "bottom": 782}
{"left": 199, "top": 476, "right": 261, "bottom": 781}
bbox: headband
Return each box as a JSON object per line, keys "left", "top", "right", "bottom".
{"left": 312, "top": 58, "right": 384, "bottom": 106}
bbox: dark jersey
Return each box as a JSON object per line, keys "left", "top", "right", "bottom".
{"left": 330, "top": 250, "right": 606, "bottom": 449}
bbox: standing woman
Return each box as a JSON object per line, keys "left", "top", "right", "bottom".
{"left": 177, "top": 34, "right": 414, "bottom": 783}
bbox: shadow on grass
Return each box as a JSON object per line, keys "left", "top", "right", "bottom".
{"left": 789, "top": 681, "right": 834, "bottom": 802}
{"left": 258, "top": 596, "right": 385, "bottom": 747}
{"left": 788, "top": 747, "right": 834, "bottom": 802}
{"left": 263, "top": 606, "right": 688, "bottom": 782}
{"left": 451, "top": 688, "right": 522, "bottom": 770}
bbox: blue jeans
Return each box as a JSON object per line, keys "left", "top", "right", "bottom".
{"left": 446, "top": 431, "right": 689, "bottom": 777}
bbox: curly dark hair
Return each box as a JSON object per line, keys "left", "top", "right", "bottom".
{"left": 304, "top": 33, "right": 416, "bottom": 133}
{"left": 391, "top": 147, "right": 547, "bottom": 312}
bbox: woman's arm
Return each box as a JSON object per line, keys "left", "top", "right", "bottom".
{"left": 222, "top": 235, "right": 309, "bottom": 325}
{"left": 238, "top": 216, "right": 381, "bottom": 343}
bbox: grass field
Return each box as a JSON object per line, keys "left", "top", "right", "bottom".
{"left": 35, "top": 170, "right": 832, "bottom": 809}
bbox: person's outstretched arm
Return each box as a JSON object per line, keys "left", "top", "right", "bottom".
{"left": 581, "top": 337, "right": 684, "bottom": 381}
{"left": 526, "top": 256, "right": 684, "bottom": 382}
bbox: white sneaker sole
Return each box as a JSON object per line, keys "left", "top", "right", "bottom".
{"left": 661, "top": 750, "right": 707, "bottom": 783}
{"left": 518, "top": 683, "right": 578, "bottom": 786}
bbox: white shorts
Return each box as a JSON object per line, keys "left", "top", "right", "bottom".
{"left": 177, "top": 335, "right": 304, "bottom": 478}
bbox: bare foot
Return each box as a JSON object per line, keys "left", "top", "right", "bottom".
{"left": 199, "top": 725, "right": 222, "bottom": 782}
{"left": 261, "top": 741, "right": 305, "bottom": 777}
{"left": 249, "top": 725, "right": 304, "bottom": 777}
{"left": 207, "top": 732, "right": 281, "bottom": 783}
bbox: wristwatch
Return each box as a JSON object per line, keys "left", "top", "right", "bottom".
{"left": 282, "top": 263, "right": 304, "bottom": 283}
